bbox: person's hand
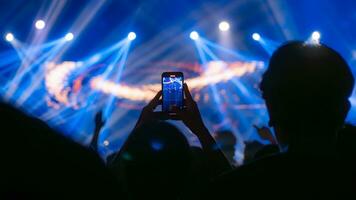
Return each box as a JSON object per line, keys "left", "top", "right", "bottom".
{"left": 91, "top": 110, "right": 105, "bottom": 152}
{"left": 95, "top": 110, "right": 105, "bottom": 130}
{"left": 135, "top": 90, "right": 166, "bottom": 129}
{"left": 175, "top": 83, "right": 206, "bottom": 134}
{"left": 253, "top": 125, "right": 277, "bottom": 144}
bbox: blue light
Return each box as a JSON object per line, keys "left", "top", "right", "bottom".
{"left": 252, "top": 33, "right": 261, "bottom": 41}
{"left": 65, "top": 32, "right": 74, "bottom": 41}
{"left": 311, "top": 31, "right": 321, "bottom": 41}
{"left": 219, "top": 21, "right": 230, "bottom": 32}
{"left": 35, "top": 20, "right": 46, "bottom": 30}
{"left": 127, "top": 32, "right": 136, "bottom": 41}
{"left": 5, "top": 33, "right": 14, "bottom": 42}
{"left": 190, "top": 31, "right": 199, "bottom": 40}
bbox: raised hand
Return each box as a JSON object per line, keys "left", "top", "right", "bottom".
{"left": 253, "top": 125, "right": 278, "bottom": 145}
{"left": 90, "top": 110, "right": 105, "bottom": 152}
{"left": 95, "top": 110, "right": 105, "bottom": 130}
{"left": 175, "top": 83, "right": 206, "bottom": 134}
{"left": 134, "top": 90, "right": 166, "bottom": 129}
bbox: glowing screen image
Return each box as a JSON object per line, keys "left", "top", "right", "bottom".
{"left": 162, "top": 75, "right": 183, "bottom": 112}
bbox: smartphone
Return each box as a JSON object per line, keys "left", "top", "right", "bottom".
{"left": 161, "top": 72, "right": 184, "bottom": 113}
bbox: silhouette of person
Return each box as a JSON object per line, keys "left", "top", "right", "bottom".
{"left": 0, "top": 102, "right": 121, "bottom": 198}
{"left": 109, "top": 84, "right": 232, "bottom": 199}
{"left": 207, "top": 41, "right": 355, "bottom": 198}
{"left": 110, "top": 121, "right": 192, "bottom": 200}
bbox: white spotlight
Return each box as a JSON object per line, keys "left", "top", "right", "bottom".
{"left": 103, "top": 140, "right": 110, "bottom": 146}
{"left": 219, "top": 21, "right": 230, "bottom": 32}
{"left": 65, "top": 32, "right": 74, "bottom": 41}
{"left": 127, "top": 32, "right": 136, "bottom": 41}
{"left": 311, "top": 31, "right": 321, "bottom": 41}
{"left": 35, "top": 20, "right": 46, "bottom": 30}
{"left": 190, "top": 31, "right": 199, "bottom": 40}
{"left": 5, "top": 33, "right": 14, "bottom": 42}
{"left": 252, "top": 33, "right": 261, "bottom": 41}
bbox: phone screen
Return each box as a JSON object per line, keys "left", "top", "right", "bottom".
{"left": 162, "top": 72, "right": 184, "bottom": 112}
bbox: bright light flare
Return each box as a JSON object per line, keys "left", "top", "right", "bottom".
{"left": 45, "top": 62, "right": 82, "bottom": 105}
{"left": 65, "top": 32, "right": 74, "bottom": 41}
{"left": 44, "top": 61, "right": 261, "bottom": 107}
{"left": 127, "top": 32, "right": 136, "bottom": 41}
{"left": 190, "top": 31, "right": 199, "bottom": 40}
{"left": 5, "top": 33, "right": 14, "bottom": 42}
{"left": 219, "top": 21, "right": 230, "bottom": 32}
{"left": 90, "top": 61, "right": 259, "bottom": 102}
{"left": 311, "top": 31, "right": 321, "bottom": 41}
{"left": 252, "top": 33, "right": 261, "bottom": 41}
{"left": 35, "top": 20, "right": 46, "bottom": 30}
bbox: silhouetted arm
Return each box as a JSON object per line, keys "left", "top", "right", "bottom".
{"left": 177, "top": 84, "right": 232, "bottom": 176}
{"left": 133, "top": 87, "right": 232, "bottom": 177}
{"left": 89, "top": 111, "right": 104, "bottom": 152}
{"left": 134, "top": 91, "right": 163, "bottom": 129}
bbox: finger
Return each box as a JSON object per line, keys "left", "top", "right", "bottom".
{"left": 253, "top": 124, "right": 260, "bottom": 130}
{"left": 183, "top": 83, "right": 193, "bottom": 101}
{"left": 147, "top": 90, "right": 162, "bottom": 109}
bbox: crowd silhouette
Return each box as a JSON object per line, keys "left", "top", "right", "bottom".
{"left": 1, "top": 41, "right": 355, "bottom": 198}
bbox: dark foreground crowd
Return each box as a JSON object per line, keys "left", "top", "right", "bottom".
{"left": 1, "top": 41, "right": 356, "bottom": 199}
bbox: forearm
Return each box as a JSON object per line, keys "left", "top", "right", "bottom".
{"left": 191, "top": 125, "right": 233, "bottom": 176}
{"left": 89, "top": 127, "right": 101, "bottom": 152}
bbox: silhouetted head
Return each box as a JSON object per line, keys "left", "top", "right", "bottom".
{"left": 260, "top": 42, "right": 354, "bottom": 152}
{"left": 117, "top": 121, "right": 191, "bottom": 199}
{"left": 0, "top": 102, "right": 120, "bottom": 197}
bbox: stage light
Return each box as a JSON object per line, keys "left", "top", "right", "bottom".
{"left": 5, "top": 33, "right": 14, "bottom": 42}
{"left": 127, "top": 32, "right": 136, "bottom": 41}
{"left": 219, "top": 21, "right": 230, "bottom": 32}
{"left": 311, "top": 31, "right": 320, "bottom": 41}
{"left": 103, "top": 140, "right": 109, "bottom": 146}
{"left": 190, "top": 31, "right": 199, "bottom": 40}
{"left": 35, "top": 20, "right": 46, "bottom": 30}
{"left": 252, "top": 33, "right": 261, "bottom": 41}
{"left": 65, "top": 32, "right": 74, "bottom": 41}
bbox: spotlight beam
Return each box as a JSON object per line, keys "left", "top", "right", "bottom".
{"left": 194, "top": 40, "right": 224, "bottom": 113}
{"left": 11, "top": 41, "right": 67, "bottom": 105}
{"left": 40, "top": 38, "right": 130, "bottom": 122}
{"left": 200, "top": 43, "right": 219, "bottom": 61}
{"left": 201, "top": 38, "right": 255, "bottom": 61}
{"left": 51, "top": 0, "right": 106, "bottom": 62}
{"left": 5, "top": 39, "right": 66, "bottom": 100}
{"left": 254, "top": 37, "right": 280, "bottom": 56}
{"left": 52, "top": 42, "right": 133, "bottom": 136}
